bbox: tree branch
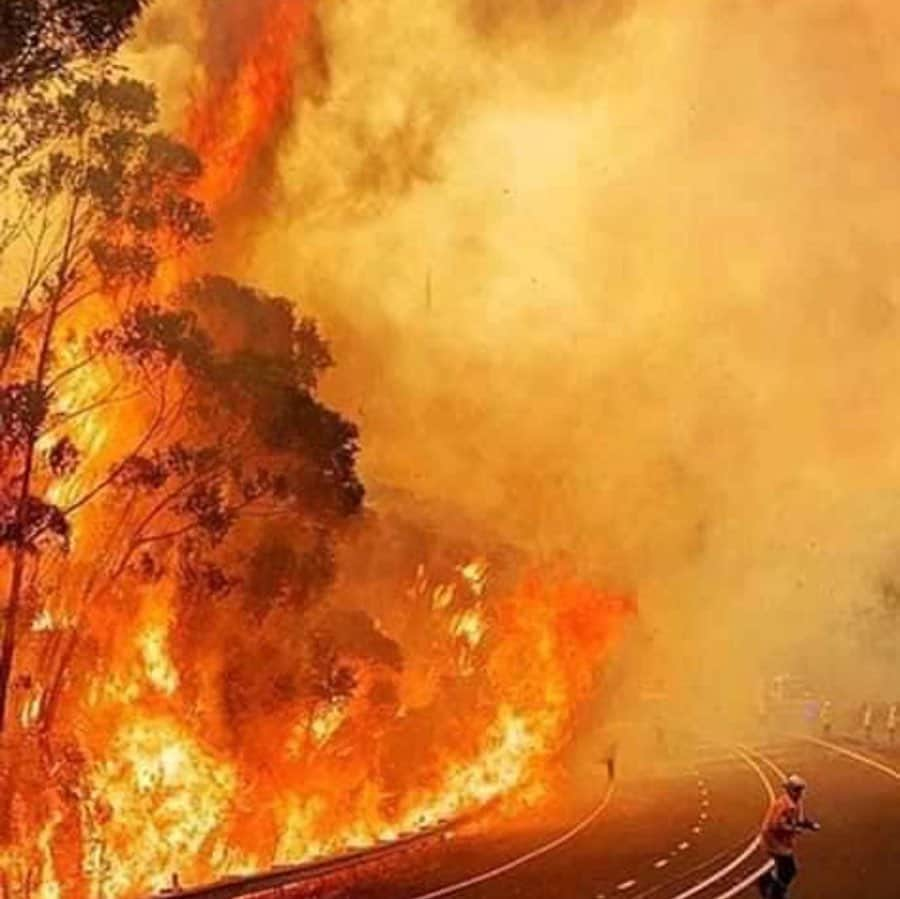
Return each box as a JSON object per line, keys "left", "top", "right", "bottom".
{"left": 43, "top": 388, "right": 143, "bottom": 437}
{"left": 45, "top": 348, "right": 103, "bottom": 389}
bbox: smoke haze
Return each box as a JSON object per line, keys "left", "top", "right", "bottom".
{"left": 133, "top": 0, "right": 900, "bottom": 709}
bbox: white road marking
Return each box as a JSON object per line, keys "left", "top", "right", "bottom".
{"left": 706, "top": 861, "right": 771, "bottom": 899}
{"left": 804, "top": 736, "right": 900, "bottom": 781}
{"left": 677, "top": 842, "right": 690, "bottom": 850}
{"left": 691, "top": 826, "right": 701, "bottom": 834}
{"left": 653, "top": 859, "right": 669, "bottom": 869}
{"left": 401, "top": 738, "right": 823, "bottom": 899}
{"left": 405, "top": 781, "right": 616, "bottom": 899}
{"left": 664, "top": 747, "right": 776, "bottom": 899}
{"left": 740, "top": 744, "right": 787, "bottom": 782}
{"left": 668, "top": 838, "right": 764, "bottom": 899}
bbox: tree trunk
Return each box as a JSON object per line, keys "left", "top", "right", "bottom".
{"left": 0, "top": 550, "right": 27, "bottom": 731}
{"left": 0, "top": 197, "right": 78, "bottom": 733}
{"left": 42, "top": 629, "right": 78, "bottom": 733}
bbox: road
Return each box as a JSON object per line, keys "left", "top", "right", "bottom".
{"left": 273, "top": 733, "right": 899, "bottom": 899}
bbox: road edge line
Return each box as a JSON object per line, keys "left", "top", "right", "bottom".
{"left": 802, "top": 736, "right": 900, "bottom": 781}
{"left": 705, "top": 861, "right": 772, "bottom": 899}
{"left": 662, "top": 748, "right": 773, "bottom": 899}
{"left": 407, "top": 778, "right": 616, "bottom": 899}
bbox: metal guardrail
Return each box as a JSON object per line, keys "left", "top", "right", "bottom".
{"left": 148, "top": 822, "right": 457, "bottom": 899}
{"left": 147, "top": 767, "right": 608, "bottom": 899}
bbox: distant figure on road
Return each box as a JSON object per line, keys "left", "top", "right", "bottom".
{"left": 757, "top": 774, "right": 820, "bottom": 899}
{"left": 819, "top": 700, "right": 833, "bottom": 737}
{"left": 605, "top": 741, "right": 618, "bottom": 781}
{"left": 863, "top": 703, "right": 873, "bottom": 742}
{"left": 888, "top": 703, "right": 897, "bottom": 745}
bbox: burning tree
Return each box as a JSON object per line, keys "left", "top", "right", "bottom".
{"left": 0, "top": 7, "right": 636, "bottom": 897}
{"left": 0, "top": 73, "right": 210, "bottom": 730}
{"left": 0, "top": 69, "right": 363, "bottom": 895}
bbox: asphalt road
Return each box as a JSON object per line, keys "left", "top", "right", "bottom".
{"left": 279, "top": 733, "right": 899, "bottom": 899}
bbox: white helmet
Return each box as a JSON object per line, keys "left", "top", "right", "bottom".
{"left": 785, "top": 774, "right": 807, "bottom": 792}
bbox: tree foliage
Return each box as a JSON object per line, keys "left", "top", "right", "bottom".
{"left": 0, "top": 21, "right": 371, "bottom": 895}
{"left": 0, "top": 0, "right": 148, "bottom": 93}
{"left": 0, "top": 72, "right": 363, "bottom": 736}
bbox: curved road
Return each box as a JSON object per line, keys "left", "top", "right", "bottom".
{"left": 276, "top": 734, "right": 898, "bottom": 899}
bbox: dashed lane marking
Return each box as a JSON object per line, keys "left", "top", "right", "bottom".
{"left": 653, "top": 859, "right": 669, "bottom": 869}
{"left": 617, "top": 880, "right": 637, "bottom": 891}
{"left": 660, "top": 747, "right": 776, "bottom": 899}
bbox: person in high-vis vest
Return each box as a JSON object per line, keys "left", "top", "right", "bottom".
{"left": 757, "top": 775, "right": 820, "bottom": 899}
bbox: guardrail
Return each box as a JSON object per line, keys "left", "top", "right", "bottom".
{"left": 148, "top": 819, "right": 460, "bottom": 899}
{"left": 147, "top": 764, "right": 613, "bottom": 899}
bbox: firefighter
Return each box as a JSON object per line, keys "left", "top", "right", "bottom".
{"left": 888, "top": 703, "right": 897, "bottom": 745}
{"left": 819, "top": 699, "right": 833, "bottom": 737}
{"left": 757, "top": 774, "right": 820, "bottom": 899}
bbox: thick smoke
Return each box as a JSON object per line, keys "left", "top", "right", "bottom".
{"left": 136, "top": 0, "right": 900, "bottom": 718}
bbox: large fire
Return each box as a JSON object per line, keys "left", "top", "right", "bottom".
{"left": 6, "top": 561, "right": 630, "bottom": 896}
{"left": 0, "top": 4, "right": 633, "bottom": 899}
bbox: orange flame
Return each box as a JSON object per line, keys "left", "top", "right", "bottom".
{"left": 0, "top": 3, "right": 636, "bottom": 896}
{"left": 184, "top": 0, "right": 316, "bottom": 212}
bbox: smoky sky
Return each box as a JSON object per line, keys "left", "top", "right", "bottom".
{"left": 131, "top": 0, "right": 900, "bottom": 700}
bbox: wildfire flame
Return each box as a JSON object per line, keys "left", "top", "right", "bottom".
{"left": 0, "top": 4, "right": 635, "bottom": 898}
{"left": 26, "top": 558, "right": 628, "bottom": 896}
{"left": 183, "top": 0, "right": 316, "bottom": 212}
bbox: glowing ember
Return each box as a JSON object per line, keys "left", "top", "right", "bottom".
{"left": 138, "top": 625, "right": 179, "bottom": 696}
{"left": 310, "top": 701, "right": 347, "bottom": 747}
{"left": 458, "top": 560, "right": 489, "bottom": 597}
{"left": 35, "top": 813, "right": 63, "bottom": 899}
{"left": 451, "top": 607, "right": 487, "bottom": 648}
{"left": 31, "top": 610, "right": 59, "bottom": 633}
